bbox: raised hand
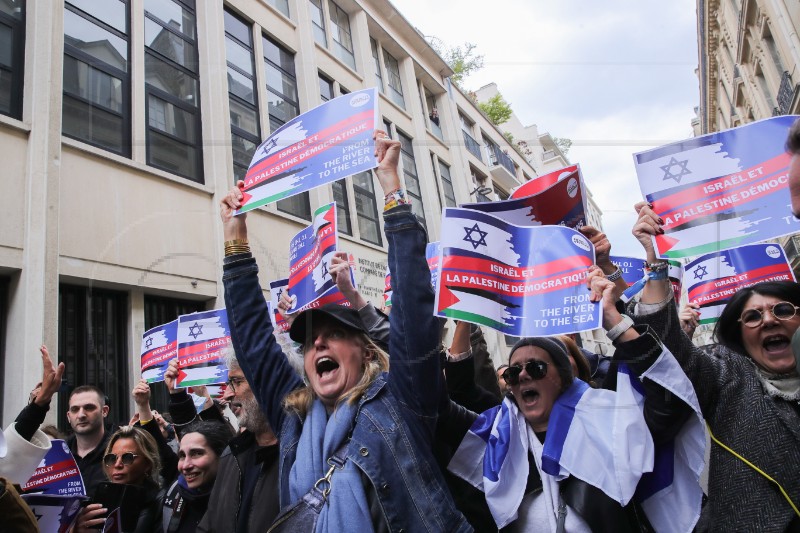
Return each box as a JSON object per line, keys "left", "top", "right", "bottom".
{"left": 34, "top": 345, "right": 65, "bottom": 407}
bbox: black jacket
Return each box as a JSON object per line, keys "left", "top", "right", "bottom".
{"left": 66, "top": 430, "right": 112, "bottom": 497}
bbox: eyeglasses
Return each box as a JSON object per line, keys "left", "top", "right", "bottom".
{"left": 738, "top": 301, "right": 800, "bottom": 328}
{"left": 502, "top": 360, "right": 549, "bottom": 386}
{"left": 103, "top": 452, "right": 139, "bottom": 467}
{"left": 225, "top": 376, "right": 247, "bottom": 393}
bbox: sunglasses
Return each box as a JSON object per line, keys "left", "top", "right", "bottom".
{"left": 738, "top": 301, "right": 800, "bottom": 328}
{"left": 502, "top": 360, "right": 549, "bottom": 386}
{"left": 103, "top": 452, "right": 139, "bottom": 468}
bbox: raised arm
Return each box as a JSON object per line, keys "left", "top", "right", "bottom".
{"left": 220, "top": 184, "right": 304, "bottom": 432}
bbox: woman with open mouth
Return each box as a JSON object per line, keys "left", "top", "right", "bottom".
{"left": 218, "top": 131, "right": 471, "bottom": 532}
{"left": 630, "top": 202, "right": 800, "bottom": 532}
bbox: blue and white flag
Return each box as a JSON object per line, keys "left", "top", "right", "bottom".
{"left": 237, "top": 88, "right": 378, "bottom": 213}
{"left": 686, "top": 243, "right": 794, "bottom": 324}
{"left": 633, "top": 115, "right": 800, "bottom": 258}
{"left": 140, "top": 320, "right": 177, "bottom": 383}
{"left": 435, "top": 207, "right": 599, "bottom": 337}
{"left": 288, "top": 203, "right": 338, "bottom": 311}
{"left": 22, "top": 439, "right": 85, "bottom": 496}
{"left": 21, "top": 493, "right": 85, "bottom": 533}
{"left": 177, "top": 309, "right": 230, "bottom": 388}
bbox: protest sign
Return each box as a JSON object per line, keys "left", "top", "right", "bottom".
{"left": 685, "top": 243, "right": 794, "bottom": 324}
{"left": 426, "top": 241, "right": 441, "bottom": 291}
{"left": 176, "top": 309, "right": 230, "bottom": 387}
{"left": 461, "top": 166, "right": 587, "bottom": 228}
{"left": 633, "top": 115, "right": 800, "bottom": 258}
{"left": 434, "top": 208, "right": 599, "bottom": 337}
{"left": 667, "top": 259, "right": 683, "bottom": 302}
{"left": 22, "top": 439, "right": 85, "bottom": 496}
{"left": 510, "top": 164, "right": 579, "bottom": 199}
{"left": 383, "top": 266, "right": 392, "bottom": 307}
{"left": 288, "top": 203, "right": 338, "bottom": 310}
{"left": 21, "top": 494, "right": 85, "bottom": 533}
{"left": 237, "top": 88, "right": 378, "bottom": 213}
{"left": 613, "top": 256, "right": 683, "bottom": 303}
{"left": 140, "top": 320, "right": 177, "bottom": 383}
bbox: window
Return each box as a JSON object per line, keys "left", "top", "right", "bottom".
{"left": 370, "top": 38, "right": 384, "bottom": 92}
{"left": 308, "top": 0, "right": 326, "bottom": 46}
{"left": 144, "top": 295, "right": 205, "bottom": 413}
{"left": 398, "top": 132, "right": 425, "bottom": 228}
{"left": 383, "top": 49, "right": 404, "bottom": 109}
{"left": 319, "top": 73, "right": 333, "bottom": 101}
{"left": 353, "top": 171, "right": 382, "bottom": 245}
{"left": 144, "top": 0, "right": 202, "bottom": 181}
{"left": 0, "top": 0, "right": 24, "bottom": 119}
{"left": 424, "top": 89, "right": 442, "bottom": 139}
{"left": 63, "top": 0, "right": 130, "bottom": 155}
{"left": 264, "top": 35, "right": 310, "bottom": 219}
{"left": 438, "top": 160, "right": 456, "bottom": 207}
{"left": 332, "top": 180, "right": 352, "bottom": 235}
{"left": 267, "top": 0, "right": 290, "bottom": 18}
{"left": 59, "top": 285, "right": 129, "bottom": 430}
{"left": 328, "top": 0, "right": 355, "bottom": 69}
{"left": 224, "top": 9, "right": 260, "bottom": 183}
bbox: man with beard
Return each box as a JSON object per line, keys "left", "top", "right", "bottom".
{"left": 65, "top": 385, "right": 112, "bottom": 495}
{"left": 164, "top": 348, "right": 279, "bottom": 532}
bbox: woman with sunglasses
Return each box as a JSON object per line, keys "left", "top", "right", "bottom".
{"left": 73, "top": 426, "right": 164, "bottom": 532}
{"left": 440, "top": 273, "right": 700, "bottom": 532}
{"left": 630, "top": 202, "right": 800, "bottom": 531}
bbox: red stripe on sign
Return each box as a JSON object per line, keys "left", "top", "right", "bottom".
{"left": 178, "top": 336, "right": 231, "bottom": 358}
{"left": 441, "top": 254, "right": 592, "bottom": 281}
{"left": 441, "top": 268, "right": 587, "bottom": 297}
{"left": 689, "top": 263, "right": 793, "bottom": 301}
{"left": 243, "top": 110, "right": 374, "bottom": 190}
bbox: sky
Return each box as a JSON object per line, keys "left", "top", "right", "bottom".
{"left": 390, "top": 0, "right": 700, "bottom": 256}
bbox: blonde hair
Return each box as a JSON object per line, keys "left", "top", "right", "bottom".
{"left": 104, "top": 425, "right": 162, "bottom": 487}
{"left": 282, "top": 334, "right": 390, "bottom": 418}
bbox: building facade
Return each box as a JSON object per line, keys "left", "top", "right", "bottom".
{"left": 0, "top": 0, "right": 604, "bottom": 426}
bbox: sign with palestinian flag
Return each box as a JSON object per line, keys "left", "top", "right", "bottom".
{"left": 461, "top": 164, "right": 587, "bottom": 228}
{"left": 22, "top": 440, "right": 85, "bottom": 496}
{"left": 236, "top": 88, "right": 378, "bottom": 213}
{"left": 685, "top": 243, "right": 795, "bottom": 324}
{"left": 434, "top": 208, "right": 600, "bottom": 337}
{"left": 633, "top": 115, "right": 800, "bottom": 259}
{"left": 510, "top": 164, "right": 579, "bottom": 199}
{"left": 176, "top": 309, "right": 230, "bottom": 387}
{"left": 287, "top": 203, "right": 339, "bottom": 311}
{"left": 140, "top": 320, "right": 177, "bottom": 383}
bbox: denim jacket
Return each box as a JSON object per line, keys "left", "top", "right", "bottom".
{"left": 223, "top": 205, "right": 471, "bottom": 532}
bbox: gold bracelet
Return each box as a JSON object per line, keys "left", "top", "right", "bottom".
{"left": 224, "top": 244, "right": 251, "bottom": 256}
{"left": 224, "top": 238, "right": 249, "bottom": 248}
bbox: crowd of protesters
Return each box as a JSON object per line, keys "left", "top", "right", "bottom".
{"left": 1, "top": 127, "right": 798, "bottom": 532}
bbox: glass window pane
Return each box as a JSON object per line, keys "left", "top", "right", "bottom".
{"left": 225, "top": 35, "right": 253, "bottom": 76}
{"left": 232, "top": 131, "right": 257, "bottom": 170}
{"left": 63, "top": 94, "right": 125, "bottom": 153}
{"left": 268, "top": 0, "right": 290, "bottom": 17}
{"left": 332, "top": 180, "right": 352, "bottom": 235}
{"left": 319, "top": 75, "right": 333, "bottom": 101}
{"left": 145, "top": 53, "right": 198, "bottom": 105}
{"left": 0, "top": 68, "right": 11, "bottom": 115}
{"left": 145, "top": 18, "right": 197, "bottom": 71}
{"left": 229, "top": 97, "right": 259, "bottom": 137}
{"left": 352, "top": 171, "right": 374, "bottom": 193}
{"left": 64, "top": 9, "right": 128, "bottom": 71}
{"left": 266, "top": 62, "right": 298, "bottom": 102}
{"left": 66, "top": 0, "right": 127, "bottom": 33}
{"left": 267, "top": 89, "right": 298, "bottom": 124}
{"left": 147, "top": 94, "right": 196, "bottom": 143}
{"left": 63, "top": 55, "right": 123, "bottom": 112}
{"left": 0, "top": 23, "right": 11, "bottom": 66}
{"left": 227, "top": 66, "right": 256, "bottom": 104}
{"left": 223, "top": 10, "right": 251, "bottom": 46}
{"left": 144, "top": 0, "right": 195, "bottom": 40}
{"left": 0, "top": 1, "right": 23, "bottom": 19}
{"left": 277, "top": 192, "right": 311, "bottom": 220}
{"left": 358, "top": 216, "right": 380, "bottom": 245}
{"left": 309, "top": 0, "right": 324, "bottom": 27}
{"left": 147, "top": 129, "right": 199, "bottom": 181}
{"left": 263, "top": 37, "right": 295, "bottom": 74}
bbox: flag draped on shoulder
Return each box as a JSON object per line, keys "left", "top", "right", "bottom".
{"left": 633, "top": 115, "right": 800, "bottom": 258}
{"left": 236, "top": 88, "right": 378, "bottom": 213}
{"left": 176, "top": 309, "right": 230, "bottom": 387}
{"left": 435, "top": 207, "right": 599, "bottom": 337}
{"left": 686, "top": 243, "right": 794, "bottom": 324}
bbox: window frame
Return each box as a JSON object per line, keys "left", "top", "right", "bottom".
{"left": 327, "top": 0, "right": 355, "bottom": 69}
{"left": 352, "top": 171, "right": 382, "bottom": 246}
{"left": 0, "top": 2, "right": 25, "bottom": 119}
{"left": 397, "top": 131, "right": 425, "bottom": 229}
{"left": 382, "top": 49, "right": 405, "bottom": 109}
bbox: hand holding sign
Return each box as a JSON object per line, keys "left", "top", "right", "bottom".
{"left": 373, "top": 130, "right": 401, "bottom": 195}
{"left": 632, "top": 201, "right": 661, "bottom": 262}
{"left": 220, "top": 181, "right": 248, "bottom": 240}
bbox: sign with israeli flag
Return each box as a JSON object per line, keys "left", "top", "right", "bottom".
{"left": 140, "top": 320, "right": 177, "bottom": 383}
{"left": 176, "top": 309, "right": 230, "bottom": 388}
{"left": 434, "top": 208, "right": 600, "bottom": 337}
{"left": 21, "top": 493, "right": 85, "bottom": 533}
{"left": 686, "top": 243, "right": 795, "bottom": 324}
{"left": 426, "top": 241, "right": 441, "bottom": 291}
{"left": 633, "top": 115, "right": 800, "bottom": 258}
{"left": 269, "top": 278, "right": 292, "bottom": 334}
{"left": 288, "top": 203, "right": 338, "bottom": 311}
{"left": 461, "top": 165, "right": 587, "bottom": 228}
{"left": 236, "top": 88, "right": 378, "bottom": 213}
{"left": 22, "top": 440, "right": 85, "bottom": 496}
{"left": 510, "top": 164, "right": 579, "bottom": 199}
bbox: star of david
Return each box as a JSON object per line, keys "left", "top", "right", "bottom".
{"left": 276, "top": 287, "right": 283, "bottom": 302}
{"left": 693, "top": 265, "right": 709, "bottom": 280}
{"left": 188, "top": 322, "right": 204, "bottom": 340}
{"left": 660, "top": 157, "right": 692, "bottom": 183}
{"left": 264, "top": 137, "right": 278, "bottom": 152}
{"left": 463, "top": 223, "right": 488, "bottom": 250}
{"left": 319, "top": 260, "right": 329, "bottom": 279}
{"left": 145, "top": 337, "right": 153, "bottom": 350}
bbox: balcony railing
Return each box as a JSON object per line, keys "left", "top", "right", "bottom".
{"left": 463, "top": 130, "right": 483, "bottom": 162}
{"left": 485, "top": 143, "right": 515, "bottom": 176}
{"left": 775, "top": 70, "right": 796, "bottom": 116}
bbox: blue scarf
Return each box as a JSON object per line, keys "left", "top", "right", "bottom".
{"left": 289, "top": 399, "right": 373, "bottom": 533}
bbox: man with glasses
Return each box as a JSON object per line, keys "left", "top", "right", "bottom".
{"left": 65, "top": 385, "right": 112, "bottom": 496}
